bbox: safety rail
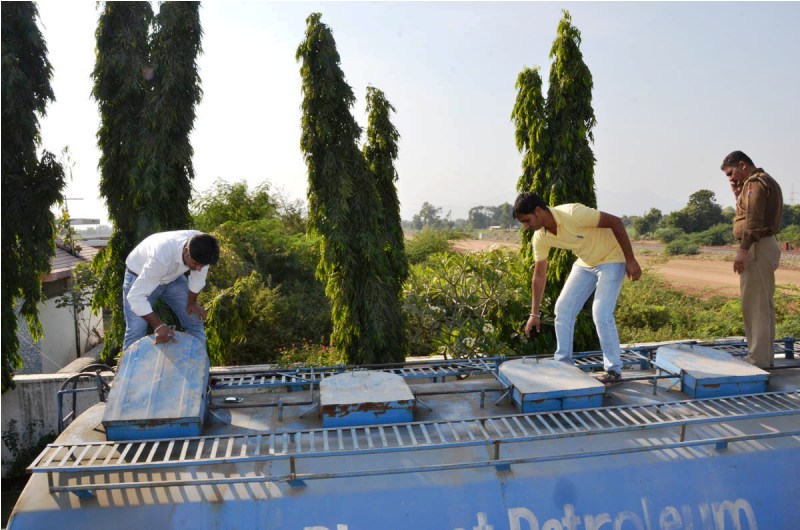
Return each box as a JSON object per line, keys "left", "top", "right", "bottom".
{"left": 29, "top": 390, "right": 800, "bottom": 495}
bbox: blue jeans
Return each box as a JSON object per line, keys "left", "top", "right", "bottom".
{"left": 122, "top": 271, "right": 206, "bottom": 351}
{"left": 554, "top": 262, "right": 625, "bottom": 373}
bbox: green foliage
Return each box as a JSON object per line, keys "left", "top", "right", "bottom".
{"left": 403, "top": 250, "right": 542, "bottom": 358}
{"left": 297, "top": 13, "right": 407, "bottom": 365}
{"left": 632, "top": 208, "right": 663, "bottom": 239}
{"left": 90, "top": 2, "right": 154, "bottom": 359}
{"left": 780, "top": 204, "right": 800, "bottom": 229}
{"left": 664, "top": 237, "right": 700, "bottom": 256}
{"left": 190, "top": 179, "right": 331, "bottom": 365}
{"left": 467, "top": 204, "right": 515, "bottom": 229}
{"left": 276, "top": 340, "right": 344, "bottom": 367}
{"left": 192, "top": 180, "right": 278, "bottom": 233}
{"left": 54, "top": 263, "right": 102, "bottom": 355}
{"left": 364, "top": 85, "right": 408, "bottom": 356}
{"left": 2, "top": 2, "right": 66, "bottom": 391}
{"left": 665, "top": 190, "right": 726, "bottom": 234}
{"left": 779, "top": 225, "right": 800, "bottom": 248}
{"left": 405, "top": 228, "right": 464, "bottom": 264}
{"left": 690, "top": 223, "right": 736, "bottom": 246}
{"left": 654, "top": 226, "right": 684, "bottom": 243}
{"left": 511, "top": 10, "right": 598, "bottom": 350}
{"left": 91, "top": 2, "right": 202, "bottom": 360}
{"left": 411, "top": 202, "right": 454, "bottom": 230}
{"left": 616, "top": 273, "right": 742, "bottom": 343}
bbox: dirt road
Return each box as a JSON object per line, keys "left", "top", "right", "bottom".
{"left": 450, "top": 238, "right": 800, "bottom": 298}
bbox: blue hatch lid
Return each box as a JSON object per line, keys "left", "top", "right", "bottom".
{"left": 102, "top": 331, "right": 210, "bottom": 440}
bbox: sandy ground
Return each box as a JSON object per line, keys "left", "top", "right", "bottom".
{"left": 450, "top": 238, "right": 800, "bottom": 299}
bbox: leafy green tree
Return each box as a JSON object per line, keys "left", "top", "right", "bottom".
{"left": 90, "top": 2, "right": 153, "bottom": 359}
{"left": 1, "top": 2, "right": 66, "bottom": 390}
{"left": 512, "top": 10, "right": 598, "bottom": 353}
{"left": 412, "top": 202, "right": 453, "bottom": 230}
{"left": 139, "top": 1, "right": 202, "bottom": 232}
{"left": 91, "top": 2, "right": 202, "bottom": 359}
{"left": 364, "top": 85, "right": 409, "bottom": 355}
{"left": 192, "top": 180, "right": 278, "bottom": 233}
{"left": 632, "top": 208, "right": 663, "bottom": 239}
{"left": 666, "top": 189, "right": 725, "bottom": 233}
{"left": 297, "top": 13, "right": 403, "bottom": 364}
{"left": 781, "top": 204, "right": 800, "bottom": 229}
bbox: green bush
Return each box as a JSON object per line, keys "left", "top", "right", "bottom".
{"left": 402, "top": 249, "right": 543, "bottom": 358}
{"left": 404, "top": 228, "right": 467, "bottom": 264}
{"left": 654, "top": 226, "right": 684, "bottom": 243}
{"left": 691, "top": 223, "right": 736, "bottom": 246}
{"left": 665, "top": 237, "right": 700, "bottom": 256}
{"left": 779, "top": 225, "right": 800, "bottom": 248}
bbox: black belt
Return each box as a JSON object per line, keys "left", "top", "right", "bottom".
{"left": 126, "top": 267, "right": 139, "bottom": 277}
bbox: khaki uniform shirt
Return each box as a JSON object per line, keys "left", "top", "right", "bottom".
{"left": 733, "top": 169, "right": 783, "bottom": 251}
{"left": 532, "top": 204, "right": 625, "bottom": 267}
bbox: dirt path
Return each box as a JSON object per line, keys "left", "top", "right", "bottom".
{"left": 450, "top": 238, "right": 800, "bottom": 299}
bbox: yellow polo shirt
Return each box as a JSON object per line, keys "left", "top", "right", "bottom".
{"left": 532, "top": 204, "right": 625, "bottom": 267}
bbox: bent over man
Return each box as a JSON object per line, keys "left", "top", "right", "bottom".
{"left": 721, "top": 151, "right": 783, "bottom": 368}
{"left": 123, "top": 230, "right": 220, "bottom": 351}
{"left": 513, "top": 192, "right": 641, "bottom": 384}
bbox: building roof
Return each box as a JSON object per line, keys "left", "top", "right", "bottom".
{"left": 43, "top": 241, "right": 100, "bottom": 283}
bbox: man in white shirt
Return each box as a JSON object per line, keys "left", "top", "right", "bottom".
{"left": 122, "top": 230, "right": 220, "bottom": 351}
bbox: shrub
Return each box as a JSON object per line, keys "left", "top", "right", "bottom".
{"left": 691, "top": 223, "right": 736, "bottom": 246}
{"left": 779, "top": 225, "right": 800, "bottom": 248}
{"left": 405, "top": 228, "right": 466, "bottom": 264}
{"left": 665, "top": 237, "right": 700, "bottom": 256}
{"left": 654, "top": 226, "right": 684, "bottom": 243}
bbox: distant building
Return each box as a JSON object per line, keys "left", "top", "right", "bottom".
{"left": 16, "top": 241, "right": 104, "bottom": 375}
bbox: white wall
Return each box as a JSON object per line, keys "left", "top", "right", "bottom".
{"left": 1, "top": 371, "right": 112, "bottom": 477}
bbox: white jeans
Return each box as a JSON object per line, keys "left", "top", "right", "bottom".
{"left": 554, "top": 262, "right": 625, "bottom": 373}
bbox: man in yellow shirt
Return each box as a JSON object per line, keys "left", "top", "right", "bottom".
{"left": 513, "top": 192, "right": 642, "bottom": 384}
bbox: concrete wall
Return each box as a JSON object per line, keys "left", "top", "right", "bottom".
{"left": 16, "top": 297, "right": 103, "bottom": 375}
{"left": 1, "top": 370, "right": 112, "bottom": 477}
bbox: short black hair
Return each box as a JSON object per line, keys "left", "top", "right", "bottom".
{"left": 513, "top": 192, "right": 549, "bottom": 219}
{"left": 187, "top": 234, "right": 220, "bottom": 265}
{"left": 721, "top": 151, "right": 755, "bottom": 170}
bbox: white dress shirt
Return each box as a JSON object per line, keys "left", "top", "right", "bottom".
{"left": 125, "top": 230, "right": 209, "bottom": 316}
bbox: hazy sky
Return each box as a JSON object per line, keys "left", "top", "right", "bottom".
{"left": 35, "top": 1, "right": 800, "bottom": 225}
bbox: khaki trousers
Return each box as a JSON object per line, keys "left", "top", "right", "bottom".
{"left": 740, "top": 236, "right": 781, "bottom": 367}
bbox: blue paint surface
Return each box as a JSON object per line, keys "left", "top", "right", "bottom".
{"left": 102, "top": 332, "right": 209, "bottom": 440}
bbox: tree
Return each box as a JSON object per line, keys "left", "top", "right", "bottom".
{"left": 412, "top": 202, "right": 452, "bottom": 230}
{"left": 666, "top": 189, "right": 725, "bottom": 233}
{"left": 297, "top": 13, "right": 404, "bottom": 364}
{"left": 512, "top": 10, "right": 597, "bottom": 352}
{"left": 91, "top": 3, "right": 202, "bottom": 359}
{"left": 2, "top": 2, "right": 66, "bottom": 391}
{"left": 90, "top": 2, "right": 153, "bottom": 359}
{"left": 633, "top": 208, "right": 663, "bottom": 239}
{"left": 191, "top": 179, "right": 278, "bottom": 233}
{"left": 364, "top": 86, "right": 409, "bottom": 356}
{"left": 139, "top": 1, "right": 202, "bottom": 232}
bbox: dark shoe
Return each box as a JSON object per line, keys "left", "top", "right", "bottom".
{"left": 599, "top": 370, "right": 622, "bottom": 386}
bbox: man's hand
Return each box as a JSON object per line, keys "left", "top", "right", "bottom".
{"left": 733, "top": 248, "right": 748, "bottom": 274}
{"left": 626, "top": 258, "right": 642, "bottom": 281}
{"left": 154, "top": 324, "right": 176, "bottom": 344}
{"left": 524, "top": 315, "right": 541, "bottom": 337}
{"left": 187, "top": 302, "right": 208, "bottom": 321}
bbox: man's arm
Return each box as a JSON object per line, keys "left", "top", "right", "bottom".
{"left": 734, "top": 179, "right": 768, "bottom": 274}
{"left": 597, "top": 212, "right": 642, "bottom": 280}
{"left": 525, "top": 259, "right": 548, "bottom": 337}
{"left": 187, "top": 290, "right": 207, "bottom": 321}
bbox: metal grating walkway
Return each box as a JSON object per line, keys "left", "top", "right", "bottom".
{"left": 209, "top": 357, "right": 503, "bottom": 389}
{"left": 29, "top": 390, "right": 800, "bottom": 478}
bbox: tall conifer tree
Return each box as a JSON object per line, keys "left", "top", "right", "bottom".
{"left": 364, "top": 86, "right": 408, "bottom": 357}
{"left": 297, "top": 13, "right": 403, "bottom": 364}
{"left": 1, "top": 2, "right": 66, "bottom": 390}
{"left": 141, "top": 1, "right": 202, "bottom": 232}
{"left": 513, "top": 10, "right": 597, "bottom": 351}
{"left": 91, "top": 2, "right": 202, "bottom": 359}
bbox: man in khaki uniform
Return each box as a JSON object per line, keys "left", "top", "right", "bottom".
{"left": 721, "top": 151, "right": 783, "bottom": 367}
